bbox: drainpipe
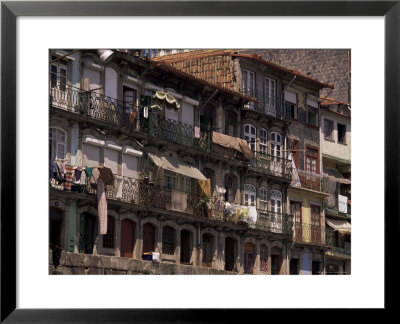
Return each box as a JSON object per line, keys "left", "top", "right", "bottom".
{"left": 198, "top": 224, "right": 201, "bottom": 266}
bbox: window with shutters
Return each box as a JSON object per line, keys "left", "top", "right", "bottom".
{"left": 162, "top": 226, "right": 175, "bottom": 255}
{"left": 102, "top": 215, "right": 115, "bottom": 249}
{"left": 244, "top": 124, "right": 256, "bottom": 151}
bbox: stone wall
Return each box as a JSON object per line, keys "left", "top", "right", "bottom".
{"left": 49, "top": 250, "right": 236, "bottom": 275}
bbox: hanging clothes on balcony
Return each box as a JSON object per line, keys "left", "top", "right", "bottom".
{"left": 64, "top": 165, "right": 74, "bottom": 191}
{"left": 97, "top": 176, "right": 108, "bottom": 235}
{"left": 114, "top": 175, "right": 124, "bottom": 199}
{"left": 248, "top": 206, "right": 258, "bottom": 226}
{"left": 97, "top": 165, "right": 115, "bottom": 186}
{"left": 194, "top": 126, "right": 201, "bottom": 138}
{"left": 73, "top": 167, "right": 84, "bottom": 184}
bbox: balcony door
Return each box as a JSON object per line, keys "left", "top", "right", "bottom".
{"left": 291, "top": 201, "right": 302, "bottom": 241}
{"left": 244, "top": 124, "right": 256, "bottom": 152}
{"left": 270, "top": 190, "right": 282, "bottom": 233}
{"left": 143, "top": 223, "right": 155, "bottom": 253}
{"left": 50, "top": 59, "right": 68, "bottom": 109}
{"left": 225, "top": 237, "right": 235, "bottom": 272}
{"left": 270, "top": 132, "right": 282, "bottom": 176}
{"left": 123, "top": 86, "right": 137, "bottom": 128}
{"left": 311, "top": 205, "right": 321, "bottom": 244}
{"left": 243, "top": 69, "right": 255, "bottom": 98}
{"left": 265, "top": 77, "right": 276, "bottom": 116}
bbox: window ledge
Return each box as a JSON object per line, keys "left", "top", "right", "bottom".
{"left": 324, "top": 137, "right": 335, "bottom": 143}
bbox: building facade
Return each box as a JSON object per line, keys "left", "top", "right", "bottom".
{"left": 49, "top": 49, "right": 350, "bottom": 275}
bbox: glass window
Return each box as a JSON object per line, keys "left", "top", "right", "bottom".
{"left": 183, "top": 176, "right": 192, "bottom": 193}
{"left": 50, "top": 61, "right": 67, "bottom": 91}
{"left": 164, "top": 170, "right": 176, "bottom": 190}
{"left": 162, "top": 226, "right": 175, "bottom": 255}
{"left": 270, "top": 132, "right": 281, "bottom": 157}
{"left": 265, "top": 77, "right": 276, "bottom": 114}
{"left": 244, "top": 124, "right": 256, "bottom": 152}
{"left": 307, "top": 106, "right": 318, "bottom": 127}
{"left": 102, "top": 216, "right": 115, "bottom": 249}
{"left": 244, "top": 184, "right": 256, "bottom": 206}
{"left": 271, "top": 190, "right": 282, "bottom": 213}
{"left": 260, "top": 129, "right": 267, "bottom": 154}
{"left": 306, "top": 148, "right": 318, "bottom": 174}
{"left": 243, "top": 69, "right": 255, "bottom": 97}
{"left": 49, "top": 127, "right": 67, "bottom": 160}
{"left": 259, "top": 187, "right": 268, "bottom": 210}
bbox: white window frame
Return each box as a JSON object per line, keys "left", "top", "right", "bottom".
{"left": 244, "top": 184, "right": 256, "bottom": 206}
{"left": 265, "top": 77, "right": 276, "bottom": 113}
{"left": 50, "top": 60, "right": 67, "bottom": 90}
{"left": 270, "top": 132, "right": 282, "bottom": 158}
{"left": 270, "top": 190, "right": 282, "bottom": 214}
{"left": 244, "top": 124, "right": 257, "bottom": 152}
{"left": 259, "top": 187, "right": 268, "bottom": 210}
{"left": 260, "top": 128, "right": 268, "bottom": 155}
{"left": 243, "top": 69, "right": 255, "bottom": 97}
{"left": 49, "top": 127, "right": 67, "bottom": 160}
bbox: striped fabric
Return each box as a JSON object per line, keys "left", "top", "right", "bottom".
{"left": 64, "top": 165, "right": 74, "bottom": 191}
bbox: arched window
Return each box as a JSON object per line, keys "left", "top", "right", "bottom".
{"left": 259, "top": 187, "right": 268, "bottom": 210}
{"left": 271, "top": 190, "right": 282, "bottom": 213}
{"left": 244, "top": 184, "right": 256, "bottom": 206}
{"left": 102, "top": 215, "right": 115, "bottom": 249}
{"left": 162, "top": 226, "right": 176, "bottom": 255}
{"left": 244, "top": 124, "right": 256, "bottom": 151}
{"left": 49, "top": 127, "right": 67, "bottom": 160}
{"left": 270, "top": 132, "right": 281, "bottom": 157}
{"left": 260, "top": 128, "right": 268, "bottom": 155}
{"left": 260, "top": 244, "right": 268, "bottom": 272}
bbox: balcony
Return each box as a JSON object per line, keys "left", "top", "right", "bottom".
{"left": 206, "top": 199, "right": 293, "bottom": 235}
{"left": 50, "top": 169, "right": 203, "bottom": 216}
{"left": 240, "top": 89, "right": 285, "bottom": 119}
{"left": 291, "top": 169, "right": 329, "bottom": 192}
{"left": 325, "top": 228, "right": 351, "bottom": 255}
{"left": 249, "top": 152, "right": 293, "bottom": 180}
{"left": 49, "top": 83, "right": 85, "bottom": 112}
{"left": 293, "top": 223, "right": 330, "bottom": 245}
{"left": 141, "top": 114, "right": 211, "bottom": 151}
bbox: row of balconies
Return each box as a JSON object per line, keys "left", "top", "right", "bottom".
{"left": 50, "top": 84, "right": 293, "bottom": 180}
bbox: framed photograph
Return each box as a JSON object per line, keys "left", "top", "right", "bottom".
{"left": 1, "top": 0, "right": 398, "bottom": 322}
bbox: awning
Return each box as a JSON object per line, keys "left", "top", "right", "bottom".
{"left": 326, "top": 217, "right": 351, "bottom": 233}
{"left": 212, "top": 131, "right": 255, "bottom": 160}
{"left": 153, "top": 91, "right": 180, "bottom": 110}
{"left": 147, "top": 152, "right": 207, "bottom": 180}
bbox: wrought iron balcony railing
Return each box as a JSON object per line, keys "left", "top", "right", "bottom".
{"left": 240, "top": 88, "right": 286, "bottom": 119}
{"left": 205, "top": 198, "right": 293, "bottom": 235}
{"left": 249, "top": 152, "right": 293, "bottom": 180}
{"left": 49, "top": 83, "right": 85, "bottom": 112}
{"left": 291, "top": 169, "right": 330, "bottom": 192}
{"left": 142, "top": 113, "right": 211, "bottom": 151}
{"left": 293, "top": 223, "right": 330, "bottom": 245}
{"left": 325, "top": 228, "right": 351, "bottom": 255}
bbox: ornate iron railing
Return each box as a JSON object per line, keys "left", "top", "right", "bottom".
{"left": 205, "top": 197, "right": 293, "bottom": 235}
{"left": 240, "top": 88, "right": 286, "bottom": 119}
{"left": 324, "top": 228, "right": 351, "bottom": 255}
{"left": 249, "top": 152, "right": 293, "bottom": 180}
{"left": 291, "top": 169, "right": 330, "bottom": 192}
{"left": 49, "top": 83, "right": 85, "bottom": 112}
{"left": 143, "top": 113, "right": 210, "bottom": 151}
{"left": 293, "top": 223, "right": 330, "bottom": 245}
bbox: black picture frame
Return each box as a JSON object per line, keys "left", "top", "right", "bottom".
{"left": 1, "top": 0, "right": 398, "bottom": 322}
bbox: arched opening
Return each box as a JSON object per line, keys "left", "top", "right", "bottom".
{"left": 225, "top": 237, "right": 235, "bottom": 272}
{"left": 79, "top": 212, "right": 97, "bottom": 254}
{"left": 49, "top": 207, "right": 63, "bottom": 248}
{"left": 120, "top": 219, "right": 135, "bottom": 258}
{"left": 143, "top": 223, "right": 156, "bottom": 253}
{"left": 180, "top": 229, "right": 192, "bottom": 264}
{"left": 260, "top": 244, "right": 268, "bottom": 272}
{"left": 271, "top": 246, "right": 282, "bottom": 274}
{"left": 202, "top": 233, "right": 214, "bottom": 267}
{"left": 244, "top": 242, "right": 256, "bottom": 274}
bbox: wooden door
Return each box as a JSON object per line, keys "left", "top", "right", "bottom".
{"left": 202, "top": 234, "right": 213, "bottom": 267}
{"left": 79, "top": 213, "right": 96, "bottom": 254}
{"left": 244, "top": 243, "right": 255, "bottom": 274}
{"left": 225, "top": 237, "right": 235, "bottom": 271}
{"left": 311, "top": 205, "right": 321, "bottom": 244}
{"left": 291, "top": 201, "right": 302, "bottom": 241}
{"left": 120, "top": 219, "right": 135, "bottom": 258}
{"left": 142, "top": 223, "right": 155, "bottom": 253}
{"left": 271, "top": 247, "right": 282, "bottom": 274}
{"left": 180, "top": 230, "right": 191, "bottom": 264}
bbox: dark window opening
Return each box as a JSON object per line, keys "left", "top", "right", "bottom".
{"left": 285, "top": 101, "right": 297, "bottom": 119}
{"left": 312, "top": 261, "right": 321, "bottom": 275}
{"left": 290, "top": 259, "right": 299, "bottom": 275}
{"left": 307, "top": 107, "right": 318, "bottom": 127}
{"left": 162, "top": 226, "right": 175, "bottom": 255}
{"left": 337, "top": 123, "right": 346, "bottom": 144}
{"left": 102, "top": 215, "right": 115, "bottom": 249}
